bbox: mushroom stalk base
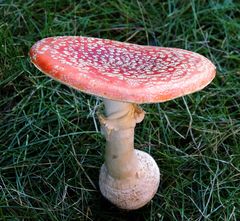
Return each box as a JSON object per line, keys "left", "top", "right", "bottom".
{"left": 98, "top": 99, "right": 160, "bottom": 210}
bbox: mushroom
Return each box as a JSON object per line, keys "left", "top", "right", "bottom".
{"left": 29, "top": 36, "right": 216, "bottom": 210}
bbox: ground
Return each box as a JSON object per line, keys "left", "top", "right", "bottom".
{"left": 0, "top": 0, "right": 240, "bottom": 220}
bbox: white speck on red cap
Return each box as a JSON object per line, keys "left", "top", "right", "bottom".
{"left": 29, "top": 36, "right": 216, "bottom": 103}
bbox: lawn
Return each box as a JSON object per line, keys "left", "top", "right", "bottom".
{"left": 0, "top": 0, "right": 240, "bottom": 220}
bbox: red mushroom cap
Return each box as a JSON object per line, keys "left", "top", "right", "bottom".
{"left": 29, "top": 36, "right": 216, "bottom": 104}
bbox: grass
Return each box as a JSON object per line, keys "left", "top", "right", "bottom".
{"left": 0, "top": 0, "right": 240, "bottom": 220}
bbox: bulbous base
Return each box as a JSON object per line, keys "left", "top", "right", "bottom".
{"left": 99, "top": 149, "right": 160, "bottom": 210}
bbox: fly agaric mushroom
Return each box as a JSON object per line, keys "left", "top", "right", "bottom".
{"left": 29, "top": 36, "right": 216, "bottom": 210}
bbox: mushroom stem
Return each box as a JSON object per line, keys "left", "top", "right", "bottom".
{"left": 99, "top": 99, "right": 144, "bottom": 179}
{"left": 98, "top": 99, "right": 160, "bottom": 210}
